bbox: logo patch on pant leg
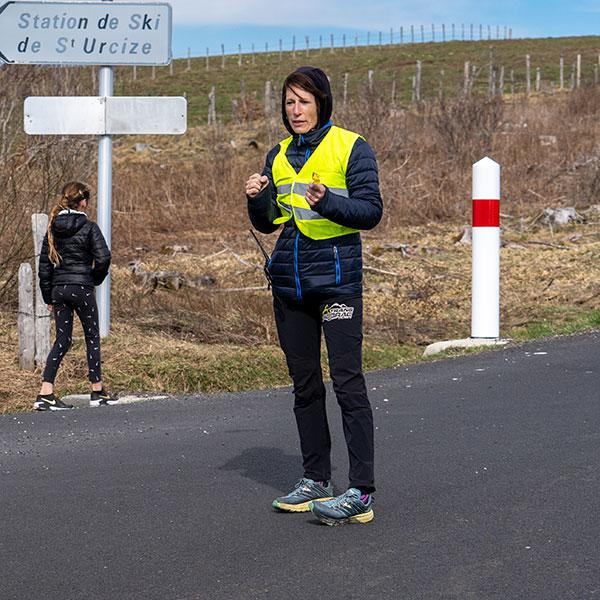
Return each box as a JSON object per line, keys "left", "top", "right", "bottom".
{"left": 322, "top": 303, "right": 355, "bottom": 321}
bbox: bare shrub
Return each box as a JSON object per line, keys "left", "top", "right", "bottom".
{"left": 431, "top": 94, "right": 504, "bottom": 166}
{"left": 0, "top": 67, "right": 98, "bottom": 302}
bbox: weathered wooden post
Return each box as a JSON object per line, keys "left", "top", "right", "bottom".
{"left": 343, "top": 72, "right": 349, "bottom": 108}
{"left": 208, "top": 86, "right": 216, "bottom": 125}
{"left": 464, "top": 61, "right": 470, "bottom": 95}
{"left": 18, "top": 263, "right": 35, "bottom": 371}
{"left": 415, "top": 60, "right": 422, "bottom": 102}
{"left": 32, "top": 213, "right": 50, "bottom": 368}
{"left": 264, "top": 80, "right": 272, "bottom": 117}
{"left": 560, "top": 54, "right": 564, "bottom": 90}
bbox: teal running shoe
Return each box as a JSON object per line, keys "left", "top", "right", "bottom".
{"left": 309, "top": 487, "right": 374, "bottom": 526}
{"left": 272, "top": 478, "right": 334, "bottom": 512}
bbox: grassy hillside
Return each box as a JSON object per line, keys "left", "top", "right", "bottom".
{"left": 111, "top": 36, "right": 600, "bottom": 124}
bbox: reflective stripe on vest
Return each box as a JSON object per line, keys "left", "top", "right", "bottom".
{"left": 271, "top": 125, "right": 361, "bottom": 240}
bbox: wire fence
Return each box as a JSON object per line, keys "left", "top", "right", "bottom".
{"left": 173, "top": 24, "right": 514, "bottom": 60}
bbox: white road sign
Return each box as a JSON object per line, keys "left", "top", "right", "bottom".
{"left": 0, "top": 1, "right": 172, "bottom": 65}
{"left": 24, "top": 96, "right": 187, "bottom": 134}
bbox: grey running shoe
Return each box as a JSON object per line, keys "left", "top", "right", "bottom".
{"left": 272, "top": 478, "right": 334, "bottom": 512}
{"left": 309, "top": 487, "right": 374, "bottom": 526}
{"left": 33, "top": 394, "right": 74, "bottom": 412}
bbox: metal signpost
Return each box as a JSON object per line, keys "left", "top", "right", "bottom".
{"left": 0, "top": 0, "right": 185, "bottom": 338}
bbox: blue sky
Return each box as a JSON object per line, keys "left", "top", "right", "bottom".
{"left": 168, "top": 0, "right": 599, "bottom": 58}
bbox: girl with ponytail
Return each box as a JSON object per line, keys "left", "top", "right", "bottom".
{"left": 35, "top": 181, "right": 116, "bottom": 411}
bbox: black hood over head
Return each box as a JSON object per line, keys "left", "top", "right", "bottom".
{"left": 282, "top": 66, "right": 333, "bottom": 135}
{"left": 52, "top": 212, "right": 88, "bottom": 239}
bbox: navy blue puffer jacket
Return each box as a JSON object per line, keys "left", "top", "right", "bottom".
{"left": 247, "top": 122, "right": 382, "bottom": 301}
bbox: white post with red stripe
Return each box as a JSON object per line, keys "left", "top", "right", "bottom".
{"left": 471, "top": 157, "right": 501, "bottom": 339}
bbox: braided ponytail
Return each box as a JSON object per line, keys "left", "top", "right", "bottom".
{"left": 47, "top": 181, "right": 91, "bottom": 266}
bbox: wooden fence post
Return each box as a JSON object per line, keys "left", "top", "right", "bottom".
{"left": 536, "top": 67, "right": 541, "bottom": 92}
{"left": 560, "top": 54, "right": 564, "bottom": 90}
{"left": 415, "top": 60, "right": 422, "bottom": 102}
{"left": 343, "top": 72, "right": 349, "bottom": 108}
{"left": 368, "top": 69, "right": 374, "bottom": 92}
{"left": 208, "top": 86, "right": 216, "bottom": 125}
{"left": 264, "top": 80, "right": 272, "bottom": 117}
{"left": 499, "top": 66, "right": 505, "bottom": 96}
{"left": 576, "top": 54, "right": 581, "bottom": 87}
{"left": 464, "top": 61, "right": 470, "bottom": 95}
{"left": 32, "top": 214, "right": 50, "bottom": 368}
{"left": 221, "top": 44, "right": 225, "bottom": 69}
{"left": 187, "top": 47, "right": 191, "bottom": 71}
{"left": 526, "top": 54, "right": 531, "bottom": 94}
{"left": 18, "top": 263, "right": 35, "bottom": 371}
{"left": 206, "top": 47, "right": 209, "bottom": 71}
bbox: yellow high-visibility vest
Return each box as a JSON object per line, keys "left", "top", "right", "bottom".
{"left": 271, "top": 125, "right": 361, "bottom": 240}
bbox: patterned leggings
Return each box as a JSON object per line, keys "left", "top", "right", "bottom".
{"left": 42, "top": 284, "right": 102, "bottom": 384}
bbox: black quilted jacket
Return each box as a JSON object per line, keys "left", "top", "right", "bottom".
{"left": 247, "top": 123, "right": 383, "bottom": 301}
{"left": 38, "top": 211, "right": 111, "bottom": 304}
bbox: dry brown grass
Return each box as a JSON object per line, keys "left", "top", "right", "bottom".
{"left": 2, "top": 66, "right": 600, "bottom": 414}
{"left": 2, "top": 215, "right": 599, "bottom": 414}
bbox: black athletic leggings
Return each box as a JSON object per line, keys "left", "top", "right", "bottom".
{"left": 273, "top": 294, "right": 375, "bottom": 493}
{"left": 42, "top": 284, "right": 102, "bottom": 384}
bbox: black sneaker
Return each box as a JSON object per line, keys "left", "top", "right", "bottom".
{"left": 90, "top": 389, "right": 118, "bottom": 407}
{"left": 33, "top": 394, "right": 74, "bottom": 411}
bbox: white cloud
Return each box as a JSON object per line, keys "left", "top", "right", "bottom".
{"left": 167, "top": 0, "right": 478, "bottom": 28}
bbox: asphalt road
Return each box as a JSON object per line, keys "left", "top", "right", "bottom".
{"left": 1, "top": 332, "right": 599, "bottom": 600}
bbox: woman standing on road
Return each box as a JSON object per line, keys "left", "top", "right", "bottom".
{"left": 245, "top": 66, "right": 383, "bottom": 526}
{"left": 35, "top": 181, "right": 117, "bottom": 411}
